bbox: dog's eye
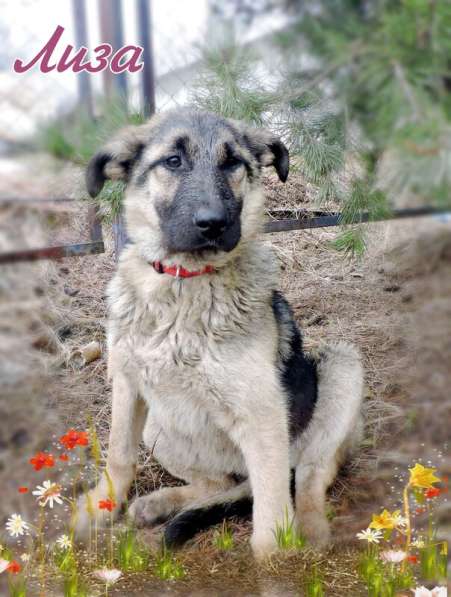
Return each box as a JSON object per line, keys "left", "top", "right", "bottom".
{"left": 165, "top": 155, "right": 182, "bottom": 169}
{"left": 222, "top": 155, "right": 242, "bottom": 170}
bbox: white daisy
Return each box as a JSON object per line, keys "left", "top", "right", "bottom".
{"left": 32, "top": 480, "right": 63, "bottom": 508}
{"left": 0, "top": 559, "right": 10, "bottom": 574}
{"left": 356, "top": 527, "right": 383, "bottom": 544}
{"left": 414, "top": 587, "right": 448, "bottom": 597}
{"left": 391, "top": 513, "right": 408, "bottom": 528}
{"left": 6, "top": 514, "right": 29, "bottom": 538}
{"left": 20, "top": 553, "right": 30, "bottom": 562}
{"left": 93, "top": 568, "right": 122, "bottom": 584}
{"left": 56, "top": 534, "right": 72, "bottom": 550}
{"left": 380, "top": 549, "right": 406, "bottom": 563}
{"left": 411, "top": 538, "right": 425, "bottom": 549}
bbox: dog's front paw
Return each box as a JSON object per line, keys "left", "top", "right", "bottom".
{"left": 251, "top": 531, "right": 279, "bottom": 561}
{"left": 128, "top": 492, "right": 174, "bottom": 528}
{"left": 297, "top": 513, "right": 331, "bottom": 550}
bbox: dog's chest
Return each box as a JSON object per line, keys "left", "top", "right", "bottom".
{"left": 121, "top": 279, "right": 258, "bottom": 389}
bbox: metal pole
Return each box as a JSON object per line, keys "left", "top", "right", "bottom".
{"left": 72, "top": 0, "right": 93, "bottom": 118}
{"left": 112, "top": 0, "right": 128, "bottom": 99}
{"left": 136, "top": 0, "right": 156, "bottom": 116}
{"left": 98, "top": 0, "right": 115, "bottom": 98}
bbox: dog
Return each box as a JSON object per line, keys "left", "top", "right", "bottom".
{"left": 75, "top": 108, "right": 364, "bottom": 559}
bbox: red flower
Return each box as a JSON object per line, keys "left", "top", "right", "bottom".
{"left": 18, "top": 487, "right": 28, "bottom": 494}
{"left": 29, "top": 452, "right": 55, "bottom": 471}
{"left": 60, "top": 429, "right": 89, "bottom": 451}
{"left": 59, "top": 453, "right": 69, "bottom": 462}
{"left": 425, "top": 487, "right": 441, "bottom": 499}
{"left": 415, "top": 507, "right": 426, "bottom": 515}
{"left": 407, "top": 555, "right": 418, "bottom": 564}
{"left": 98, "top": 499, "right": 116, "bottom": 512}
{"left": 8, "top": 561, "right": 21, "bottom": 574}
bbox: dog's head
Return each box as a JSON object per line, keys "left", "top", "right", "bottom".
{"left": 87, "top": 109, "right": 288, "bottom": 264}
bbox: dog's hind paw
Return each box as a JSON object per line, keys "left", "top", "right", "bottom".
{"left": 128, "top": 492, "right": 175, "bottom": 528}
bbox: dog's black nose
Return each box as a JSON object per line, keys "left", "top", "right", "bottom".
{"left": 193, "top": 208, "right": 227, "bottom": 239}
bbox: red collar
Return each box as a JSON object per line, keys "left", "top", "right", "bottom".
{"left": 151, "top": 260, "right": 215, "bottom": 278}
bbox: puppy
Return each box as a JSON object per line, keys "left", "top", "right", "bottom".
{"left": 75, "top": 109, "right": 364, "bottom": 559}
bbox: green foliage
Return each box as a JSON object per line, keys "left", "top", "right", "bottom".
{"left": 358, "top": 551, "right": 414, "bottom": 597}
{"left": 295, "top": 0, "right": 451, "bottom": 205}
{"left": 62, "top": 573, "right": 89, "bottom": 597}
{"left": 304, "top": 566, "right": 325, "bottom": 597}
{"left": 420, "top": 541, "right": 448, "bottom": 582}
{"left": 96, "top": 181, "right": 127, "bottom": 222}
{"left": 7, "top": 579, "right": 27, "bottom": 597}
{"left": 154, "top": 547, "right": 185, "bottom": 580}
{"left": 39, "top": 96, "right": 146, "bottom": 167}
{"left": 191, "top": 45, "right": 276, "bottom": 125}
{"left": 213, "top": 522, "right": 234, "bottom": 551}
{"left": 54, "top": 547, "right": 77, "bottom": 574}
{"left": 273, "top": 509, "right": 306, "bottom": 550}
{"left": 115, "top": 527, "right": 150, "bottom": 572}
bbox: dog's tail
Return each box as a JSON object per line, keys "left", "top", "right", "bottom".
{"left": 163, "top": 481, "right": 252, "bottom": 548}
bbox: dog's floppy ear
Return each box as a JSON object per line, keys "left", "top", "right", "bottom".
{"left": 86, "top": 125, "right": 148, "bottom": 197}
{"left": 240, "top": 126, "right": 289, "bottom": 183}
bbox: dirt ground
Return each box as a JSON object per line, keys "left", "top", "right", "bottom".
{"left": 1, "top": 153, "right": 450, "bottom": 594}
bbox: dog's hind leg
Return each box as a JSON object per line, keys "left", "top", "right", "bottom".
{"left": 294, "top": 341, "right": 364, "bottom": 548}
{"left": 128, "top": 476, "right": 237, "bottom": 528}
{"left": 163, "top": 480, "right": 252, "bottom": 548}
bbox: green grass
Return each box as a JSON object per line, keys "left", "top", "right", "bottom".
{"left": 358, "top": 550, "right": 414, "bottom": 597}
{"left": 213, "top": 522, "right": 234, "bottom": 551}
{"left": 115, "top": 527, "right": 150, "bottom": 572}
{"left": 273, "top": 510, "right": 306, "bottom": 551}
{"left": 305, "top": 566, "right": 325, "bottom": 597}
{"left": 7, "top": 579, "right": 27, "bottom": 597}
{"left": 63, "top": 573, "right": 89, "bottom": 597}
{"left": 154, "top": 546, "right": 185, "bottom": 581}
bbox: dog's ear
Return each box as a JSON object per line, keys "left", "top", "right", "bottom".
{"left": 240, "top": 126, "right": 289, "bottom": 183}
{"left": 86, "top": 125, "right": 148, "bottom": 197}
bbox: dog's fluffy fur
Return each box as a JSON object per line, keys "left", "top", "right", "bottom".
{"left": 75, "top": 109, "right": 364, "bottom": 559}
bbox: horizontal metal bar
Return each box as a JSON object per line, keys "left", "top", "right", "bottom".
{"left": 264, "top": 206, "right": 450, "bottom": 233}
{"left": 0, "top": 241, "right": 105, "bottom": 265}
{"left": 0, "top": 197, "right": 77, "bottom": 203}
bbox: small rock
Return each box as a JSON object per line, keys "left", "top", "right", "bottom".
{"left": 72, "top": 341, "right": 102, "bottom": 367}
{"left": 64, "top": 285, "right": 79, "bottom": 297}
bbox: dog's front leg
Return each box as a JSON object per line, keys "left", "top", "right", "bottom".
{"left": 74, "top": 367, "right": 146, "bottom": 537}
{"left": 229, "top": 380, "right": 292, "bottom": 560}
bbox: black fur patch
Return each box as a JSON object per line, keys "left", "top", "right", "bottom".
{"left": 271, "top": 291, "right": 318, "bottom": 438}
{"left": 163, "top": 497, "right": 253, "bottom": 548}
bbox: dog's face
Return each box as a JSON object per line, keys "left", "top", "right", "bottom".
{"left": 87, "top": 109, "right": 288, "bottom": 263}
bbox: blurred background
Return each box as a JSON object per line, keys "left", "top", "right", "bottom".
{"left": 0, "top": 1, "right": 450, "bottom": 592}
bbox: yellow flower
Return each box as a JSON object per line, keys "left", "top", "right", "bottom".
{"left": 409, "top": 464, "right": 440, "bottom": 489}
{"left": 369, "top": 509, "right": 402, "bottom": 530}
